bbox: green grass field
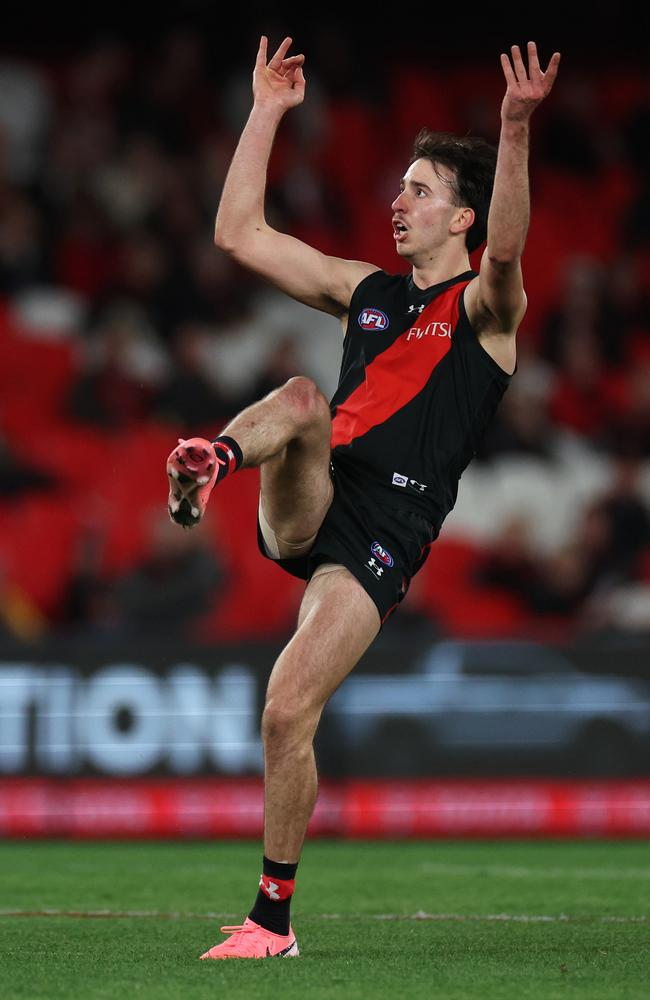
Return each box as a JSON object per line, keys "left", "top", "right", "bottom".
{"left": 1, "top": 840, "right": 649, "bottom": 999}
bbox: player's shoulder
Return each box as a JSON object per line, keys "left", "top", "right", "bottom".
{"left": 350, "top": 267, "right": 409, "bottom": 298}
{"left": 342, "top": 269, "right": 409, "bottom": 336}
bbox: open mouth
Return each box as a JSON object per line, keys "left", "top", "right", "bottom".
{"left": 393, "top": 220, "right": 408, "bottom": 242}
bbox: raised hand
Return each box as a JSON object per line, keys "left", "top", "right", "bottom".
{"left": 253, "top": 35, "right": 306, "bottom": 112}
{"left": 500, "top": 42, "right": 561, "bottom": 123}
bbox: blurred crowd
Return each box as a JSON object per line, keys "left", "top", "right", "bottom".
{"left": 0, "top": 26, "right": 649, "bottom": 642}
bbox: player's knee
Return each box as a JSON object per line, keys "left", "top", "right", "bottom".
{"left": 262, "top": 695, "right": 321, "bottom": 749}
{"left": 261, "top": 699, "right": 302, "bottom": 743}
{"left": 282, "top": 376, "right": 330, "bottom": 434}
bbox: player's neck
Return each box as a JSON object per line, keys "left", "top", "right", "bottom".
{"left": 410, "top": 250, "right": 471, "bottom": 291}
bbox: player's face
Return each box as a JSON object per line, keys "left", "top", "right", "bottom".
{"left": 391, "top": 159, "right": 461, "bottom": 259}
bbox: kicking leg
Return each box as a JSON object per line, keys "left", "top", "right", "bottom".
{"left": 167, "top": 376, "right": 332, "bottom": 532}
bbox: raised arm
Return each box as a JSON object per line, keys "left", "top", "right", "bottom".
{"left": 214, "top": 36, "right": 377, "bottom": 319}
{"left": 467, "top": 42, "right": 561, "bottom": 368}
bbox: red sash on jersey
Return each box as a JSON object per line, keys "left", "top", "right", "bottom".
{"left": 331, "top": 279, "right": 470, "bottom": 449}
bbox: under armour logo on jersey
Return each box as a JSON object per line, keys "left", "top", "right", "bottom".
{"left": 366, "top": 557, "right": 385, "bottom": 579}
{"left": 407, "top": 304, "right": 425, "bottom": 314}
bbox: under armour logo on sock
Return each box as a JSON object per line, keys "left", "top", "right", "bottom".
{"left": 259, "top": 874, "right": 295, "bottom": 901}
{"left": 260, "top": 875, "right": 280, "bottom": 900}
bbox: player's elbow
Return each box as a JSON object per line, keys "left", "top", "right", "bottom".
{"left": 214, "top": 222, "right": 266, "bottom": 264}
{"left": 213, "top": 223, "right": 238, "bottom": 256}
{"left": 486, "top": 251, "right": 522, "bottom": 269}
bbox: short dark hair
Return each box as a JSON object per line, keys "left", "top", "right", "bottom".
{"left": 410, "top": 129, "right": 497, "bottom": 253}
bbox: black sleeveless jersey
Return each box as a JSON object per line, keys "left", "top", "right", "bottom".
{"left": 329, "top": 268, "right": 512, "bottom": 537}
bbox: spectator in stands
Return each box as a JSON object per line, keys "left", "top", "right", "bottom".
{"left": 117, "top": 28, "right": 212, "bottom": 154}
{"left": 583, "top": 458, "right": 650, "bottom": 584}
{"left": 93, "top": 135, "right": 172, "bottom": 230}
{"left": 53, "top": 193, "right": 115, "bottom": 297}
{"left": 580, "top": 458, "right": 650, "bottom": 636}
{"left": 537, "top": 74, "right": 604, "bottom": 176}
{"left": 548, "top": 331, "right": 623, "bottom": 441}
{"left": 622, "top": 87, "right": 650, "bottom": 247}
{"left": 0, "top": 190, "right": 48, "bottom": 293}
{"left": 227, "top": 335, "right": 305, "bottom": 414}
{"left": 89, "top": 228, "right": 183, "bottom": 340}
{"left": 476, "top": 460, "right": 650, "bottom": 625}
{"left": 66, "top": 307, "right": 165, "bottom": 429}
{"left": 182, "top": 236, "right": 252, "bottom": 327}
{"left": 605, "top": 357, "right": 650, "bottom": 458}
{"left": 0, "top": 57, "right": 52, "bottom": 184}
{"left": 540, "top": 255, "right": 642, "bottom": 371}
{"left": 475, "top": 516, "right": 537, "bottom": 599}
{"left": 477, "top": 376, "right": 555, "bottom": 461}
{"left": 0, "top": 559, "right": 46, "bottom": 641}
{"left": 114, "top": 511, "right": 225, "bottom": 637}
{"left": 476, "top": 518, "right": 595, "bottom": 619}
{"left": 57, "top": 518, "right": 118, "bottom": 638}
{"left": 154, "top": 323, "right": 230, "bottom": 429}
{"left": 0, "top": 430, "right": 57, "bottom": 496}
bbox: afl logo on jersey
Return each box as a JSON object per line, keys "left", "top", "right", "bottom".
{"left": 359, "top": 308, "right": 389, "bottom": 331}
{"left": 371, "top": 541, "right": 394, "bottom": 567}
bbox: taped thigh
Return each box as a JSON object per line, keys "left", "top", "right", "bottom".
{"left": 258, "top": 498, "right": 319, "bottom": 560}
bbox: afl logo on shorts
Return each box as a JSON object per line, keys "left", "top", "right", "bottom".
{"left": 359, "top": 308, "right": 389, "bottom": 331}
{"left": 371, "top": 541, "right": 394, "bottom": 567}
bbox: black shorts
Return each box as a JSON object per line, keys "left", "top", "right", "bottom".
{"left": 257, "top": 458, "right": 435, "bottom": 625}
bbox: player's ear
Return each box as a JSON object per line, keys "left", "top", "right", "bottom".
{"left": 450, "top": 206, "right": 474, "bottom": 237}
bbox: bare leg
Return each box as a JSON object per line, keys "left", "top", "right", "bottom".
{"left": 171, "top": 375, "right": 334, "bottom": 536}
{"left": 221, "top": 376, "right": 334, "bottom": 548}
{"left": 218, "top": 376, "right": 326, "bottom": 469}
{"left": 261, "top": 565, "right": 380, "bottom": 861}
{"left": 207, "top": 376, "right": 376, "bottom": 857}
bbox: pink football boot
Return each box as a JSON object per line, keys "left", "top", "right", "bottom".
{"left": 166, "top": 437, "right": 220, "bottom": 527}
{"left": 200, "top": 917, "right": 299, "bottom": 959}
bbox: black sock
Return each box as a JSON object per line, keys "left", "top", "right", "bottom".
{"left": 248, "top": 856, "right": 298, "bottom": 936}
{"left": 210, "top": 435, "right": 243, "bottom": 484}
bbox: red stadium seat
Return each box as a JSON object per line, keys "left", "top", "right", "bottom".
{"left": 0, "top": 333, "right": 75, "bottom": 434}
{"left": 0, "top": 495, "right": 79, "bottom": 615}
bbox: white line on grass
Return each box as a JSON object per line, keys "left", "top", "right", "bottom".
{"left": 0, "top": 909, "right": 647, "bottom": 924}
{"left": 418, "top": 862, "right": 650, "bottom": 881}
